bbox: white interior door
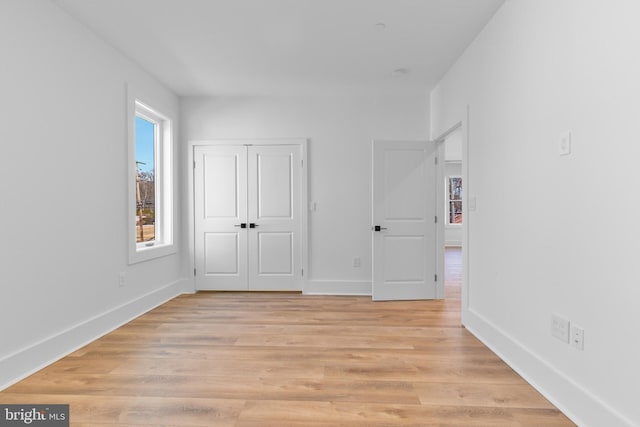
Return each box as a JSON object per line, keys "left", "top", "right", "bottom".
{"left": 194, "top": 144, "right": 302, "bottom": 291}
{"left": 247, "top": 145, "right": 301, "bottom": 290}
{"left": 194, "top": 145, "right": 248, "bottom": 290}
{"left": 372, "top": 140, "right": 438, "bottom": 301}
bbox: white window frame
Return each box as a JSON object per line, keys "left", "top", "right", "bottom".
{"left": 127, "top": 87, "right": 175, "bottom": 264}
{"left": 445, "top": 175, "right": 462, "bottom": 227}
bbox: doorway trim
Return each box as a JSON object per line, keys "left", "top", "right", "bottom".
{"left": 186, "top": 138, "right": 309, "bottom": 293}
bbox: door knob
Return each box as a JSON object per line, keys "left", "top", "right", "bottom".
{"left": 249, "top": 223, "right": 258, "bottom": 228}
{"left": 372, "top": 225, "right": 387, "bottom": 232}
{"left": 234, "top": 223, "right": 247, "bottom": 228}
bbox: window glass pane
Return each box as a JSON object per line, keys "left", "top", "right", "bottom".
{"left": 449, "top": 177, "right": 462, "bottom": 200}
{"left": 135, "top": 116, "right": 156, "bottom": 243}
{"left": 452, "top": 201, "right": 462, "bottom": 224}
{"left": 447, "top": 177, "right": 462, "bottom": 225}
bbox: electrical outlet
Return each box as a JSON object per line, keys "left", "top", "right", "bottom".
{"left": 352, "top": 257, "right": 361, "bottom": 268}
{"left": 551, "top": 314, "right": 569, "bottom": 343}
{"left": 570, "top": 324, "right": 584, "bottom": 350}
{"left": 118, "top": 271, "right": 126, "bottom": 287}
{"left": 468, "top": 196, "right": 477, "bottom": 211}
{"left": 559, "top": 131, "right": 572, "bottom": 156}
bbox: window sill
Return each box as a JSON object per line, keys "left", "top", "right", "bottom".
{"left": 129, "top": 242, "right": 176, "bottom": 264}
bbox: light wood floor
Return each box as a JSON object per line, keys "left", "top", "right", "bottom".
{"left": 0, "top": 248, "right": 574, "bottom": 426}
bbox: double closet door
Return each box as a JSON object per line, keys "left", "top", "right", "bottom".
{"left": 194, "top": 144, "right": 302, "bottom": 291}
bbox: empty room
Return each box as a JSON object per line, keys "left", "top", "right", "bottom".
{"left": 1, "top": 0, "right": 638, "bottom": 426}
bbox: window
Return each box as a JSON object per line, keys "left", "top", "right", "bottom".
{"left": 446, "top": 176, "right": 462, "bottom": 225}
{"left": 128, "top": 88, "right": 174, "bottom": 264}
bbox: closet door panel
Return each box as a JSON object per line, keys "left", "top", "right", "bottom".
{"left": 194, "top": 145, "right": 248, "bottom": 290}
{"left": 248, "top": 145, "right": 301, "bottom": 291}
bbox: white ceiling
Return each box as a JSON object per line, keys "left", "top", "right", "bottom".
{"left": 52, "top": 0, "right": 505, "bottom": 96}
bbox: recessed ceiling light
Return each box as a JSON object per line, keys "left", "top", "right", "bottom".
{"left": 374, "top": 22, "right": 387, "bottom": 31}
{"left": 391, "top": 68, "right": 409, "bottom": 77}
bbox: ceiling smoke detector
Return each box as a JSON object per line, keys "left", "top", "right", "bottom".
{"left": 391, "top": 68, "right": 409, "bottom": 77}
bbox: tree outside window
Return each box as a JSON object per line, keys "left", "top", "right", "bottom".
{"left": 447, "top": 176, "right": 462, "bottom": 225}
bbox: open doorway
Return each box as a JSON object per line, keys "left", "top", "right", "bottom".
{"left": 443, "top": 127, "right": 463, "bottom": 300}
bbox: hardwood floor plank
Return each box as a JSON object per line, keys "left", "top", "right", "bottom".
{"left": 108, "top": 358, "right": 326, "bottom": 378}
{"left": 117, "top": 397, "right": 244, "bottom": 427}
{"left": 415, "top": 382, "right": 556, "bottom": 409}
{"left": 233, "top": 333, "right": 417, "bottom": 349}
{"left": 236, "top": 400, "right": 562, "bottom": 426}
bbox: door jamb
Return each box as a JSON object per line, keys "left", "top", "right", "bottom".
{"left": 186, "top": 138, "right": 309, "bottom": 293}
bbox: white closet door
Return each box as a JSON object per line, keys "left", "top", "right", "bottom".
{"left": 247, "top": 145, "right": 301, "bottom": 290}
{"left": 194, "top": 145, "right": 248, "bottom": 290}
{"left": 372, "top": 140, "right": 438, "bottom": 301}
{"left": 194, "top": 144, "right": 302, "bottom": 291}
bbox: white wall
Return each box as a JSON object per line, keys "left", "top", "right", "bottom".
{"left": 181, "top": 95, "right": 429, "bottom": 294}
{"left": 444, "top": 129, "right": 463, "bottom": 162}
{"left": 0, "top": 0, "right": 186, "bottom": 388}
{"left": 431, "top": 1, "right": 640, "bottom": 426}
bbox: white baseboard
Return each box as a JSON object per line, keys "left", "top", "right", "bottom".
{"left": 304, "top": 280, "right": 371, "bottom": 296}
{"left": 0, "top": 279, "right": 187, "bottom": 391}
{"left": 463, "top": 308, "right": 635, "bottom": 427}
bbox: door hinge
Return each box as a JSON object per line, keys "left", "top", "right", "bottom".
{"left": 435, "top": 274, "right": 438, "bottom": 282}
{"left": 193, "top": 160, "right": 196, "bottom": 169}
{"left": 301, "top": 159, "right": 304, "bottom": 168}
{"left": 435, "top": 157, "right": 438, "bottom": 165}
{"left": 194, "top": 268, "right": 196, "bottom": 276}
{"left": 435, "top": 215, "right": 438, "bottom": 223}
{"left": 301, "top": 268, "right": 304, "bottom": 277}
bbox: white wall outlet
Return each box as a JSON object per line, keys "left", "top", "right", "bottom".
{"left": 551, "top": 314, "right": 570, "bottom": 343}
{"left": 118, "top": 271, "right": 126, "bottom": 287}
{"left": 559, "top": 131, "right": 572, "bottom": 156}
{"left": 352, "top": 257, "right": 361, "bottom": 268}
{"left": 570, "top": 324, "right": 584, "bottom": 350}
